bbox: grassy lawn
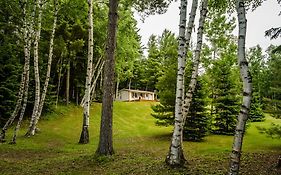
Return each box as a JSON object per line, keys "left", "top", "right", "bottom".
{"left": 0, "top": 102, "right": 280, "bottom": 175}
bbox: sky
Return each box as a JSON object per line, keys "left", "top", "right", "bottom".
{"left": 135, "top": 1, "right": 280, "bottom": 52}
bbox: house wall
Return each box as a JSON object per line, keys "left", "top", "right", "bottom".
{"left": 116, "top": 90, "right": 130, "bottom": 101}
{"left": 116, "top": 90, "right": 155, "bottom": 101}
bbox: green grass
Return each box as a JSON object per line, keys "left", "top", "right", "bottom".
{"left": 0, "top": 102, "right": 281, "bottom": 175}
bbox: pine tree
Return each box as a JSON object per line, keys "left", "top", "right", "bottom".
{"left": 183, "top": 79, "right": 209, "bottom": 141}
{"left": 264, "top": 46, "right": 281, "bottom": 118}
{"left": 247, "top": 45, "right": 265, "bottom": 122}
{"left": 211, "top": 58, "right": 240, "bottom": 135}
{"left": 249, "top": 92, "right": 264, "bottom": 122}
{"left": 151, "top": 30, "right": 178, "bottom": 126}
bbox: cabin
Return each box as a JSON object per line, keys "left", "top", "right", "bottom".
{"left": 116, "top": 89, "right": 156, "bottom": 102}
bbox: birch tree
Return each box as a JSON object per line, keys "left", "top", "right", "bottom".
{"left": 10, "top": 0, "right": 34, "bottom": 143}
{"left": 0, "top": 0, "right": 31, "bottom": 142}
{"left": 229, "top": 0, "right": 252, "bottom": 174}
{"left": 96, "top": 0, "right": 119, "bottom": 155}
{"left": 165, "top": 0, "right": 188, "bottom": 167}
{"left": 79, "top": 0, "right": 93, "bottom": 144}
{"left": 29, "top": 0, "right": 59, "bottom": 136}
{"left": 182, "top": 0, "right": 208, "bottom": 129}
{"left": 26, "top": 0, "right": 43, "bottom": 137}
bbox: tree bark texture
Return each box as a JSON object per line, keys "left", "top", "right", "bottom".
{"left": 90, "top": 61, "right": 104, "bottom": 102}
{"left": 182, "top": 0, "right": 208, "bottom": 125}
{"left": 0, "top": 0, "right": 32, "bottom": 142}
{"left": 55, "top": 58, "right": 63, "bottom": 108}
{"left": 79, "top": 0, "right": 94, "bottom": 144}
{"left": 96, "top": 0, "right": 118, "bottom": 155}
{"left": 229, "top": 1, "right": 252, "bottom": 174}
{"left": 26, "top": 0, "right": 43, "bottom": 137}
{"left": 181, "top": 0, "right": 198, "bottom": 108}
{"left": 11, "top": 33, "right": 31, "bottom": 144}
{"left": 31, "top": 0, "right": 58, "bottom": 135}
{"left": 166, "top": 0, "right": 188, "bottom": 167}
{"left": 80, "top": 60, "right": 104, "bottom": 106}
{"left": 66, "top": 59, "right": 70, "bottom": 105}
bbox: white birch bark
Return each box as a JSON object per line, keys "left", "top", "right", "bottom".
{"left": 79, "top": 0, "right": 93, "bottom": 144}
{"left": 26, "top": 0, "right": 43, "bottom": 136}
{"left": 229, "top": 1, "right": 252, "bottom": 174}
{"left": 0, "top": 0, "right": 30, "bottom": 142}
{"left": 31, "top": 0, "right": 59, "bottom": 134}
{"left": 0, "top": 65, "right": 26, "bottom": 142}
{"left": 80, "top": 58, "right": 104, "bottom": 106}
{"left": 166, "top": 0, "right": 188, "bottom": 167}
{"left": 90, "top": 61, "right": 104, "bottom": 102}
{"left": 182, "top": 0, "right": 208, "bottom": 125}
{"left": 11, "top": 29, "right": 31, "bottom": 144}
{"left": 181, "top": 0, "right": 199, "bottom": 104}
{"left": 90, "top": 55, "right": 102, "bottom": 82}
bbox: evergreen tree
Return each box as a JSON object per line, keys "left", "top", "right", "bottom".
{"left": 151, "top": 30, "right": 178, "bottom": 126}
{"left": 247, "top": 45, "right": 265, "bottom": 122}
{"left": 264, "top": 45, "right": 281, "bottom": 118}
{"left": 203, "top": 8, "right": 241, "bottom": 135}
{"left": 211, "top": 57, "right": 240, "bottom": 135}
{"left": 183, "top": 79, "right": 209, "bottom": 141}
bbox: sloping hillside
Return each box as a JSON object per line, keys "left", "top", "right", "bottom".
{"left": 0, "top": 102, "right": 280, "bottom": 175}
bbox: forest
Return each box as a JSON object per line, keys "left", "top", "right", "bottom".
{"left": 0, "top": 0, "right": 281, "bottom": 174}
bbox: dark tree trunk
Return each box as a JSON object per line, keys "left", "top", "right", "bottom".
{"left": 66, "top": 59, "right": 70, "bottom": 105}
{"left": 96, "top": 0, "right": 118, "bottom": 156}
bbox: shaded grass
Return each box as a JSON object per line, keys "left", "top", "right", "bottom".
{"left": 0, "top": 102, "right": 280, "bottom": 175}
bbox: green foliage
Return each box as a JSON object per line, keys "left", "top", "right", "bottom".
{"left": 0, "top": 0, "right": 23, "bottom": 127}
{"left": 115, "top": 8, "right": 142, "bottom": 89}
{"left": 263, "top": 46, "right": 281, "bottom": 118}
{"left": 210, "top": 58, "right": 240, "bottom": 135}
{"left": 151, "top": 104, "right": 174, "bottom": 126}
{"left": 150, "top": 30, "right": 177, "bottom": 125}
{"left": 183, "top": 80, "right": 210, "bottom": 141}
{"left": 203, "top": 10, "right": 241, "bottom": 135}
{"left": 132, "top": 0, "right": 173, "bottom": 17}
{"left": 257, "top": 123, "right": 281, "bottom": 139}
{"left": 0, "top": 0, "right": 144, "bottom": 126}
{"left": 247, "top": 45, "right": 265, "bottom": 122}
{"left": 249, "top": 92, "right": 265, "bottom": 122}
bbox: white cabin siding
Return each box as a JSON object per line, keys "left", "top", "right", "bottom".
{"left": 116, "top": 89, "right": 155, "bottom": 101}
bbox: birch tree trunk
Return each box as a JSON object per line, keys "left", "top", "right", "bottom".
{"left": 182, "top": 0, "right": 208, "bottom": 124}
{"left": 30, "top": 0, "right": 59, "bottom": 135}
{"left": 165, "top": 0, "right": 188, "bottom": 167}
{"left": 96, "top": 0, "right": 118, "bottom": 155}
{"left": 80, "top": 59, "right": 104, "bottom": 106}
{"left": 10, "top": 32, "right": 31, "bottom": 144}
{"left": 229, "top": 1, "right": 252, "bottom": 174}
{"left": 90, "top": 61, "right": 105, "bottom": 102}
{"left": 26, "top": 0, "right": 43, "bottom": 137}
{"left": 0, "top": 0, "right": 31, "bottom": 142}
{"left": 181, "top": 0, "right": 198, "bottom": 105}
{"left": 79, "top": 0, "right": 94, "bottom": 144}
{"left": 0, "top": 64, "right": 26, "bottom": 142}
